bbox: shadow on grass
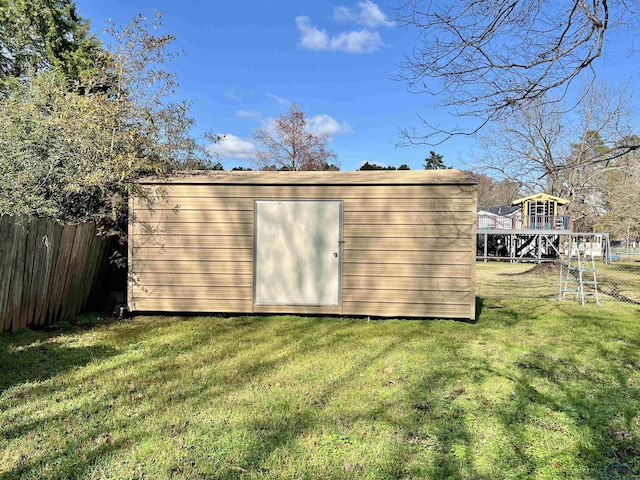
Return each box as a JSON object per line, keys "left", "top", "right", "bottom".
{"left": 2, "top": 310, "right": 640, "bottom": 479}
{"left": 504, "top": 346, "right": 640, "bottom": 478}
{"left": 607, "top": 262, "right": 640, "bottom": 274}
{"left": 474, "top": 296, "right": 484, "bottom": 322}
{"left": 3, "top": 435, "right": 140, "bottom": 480}
{"left": 221, "top": 335, "right": 406, "bottom": 479}
{"left": 0, "top": 316, "right": 118, "bottom": 393}
{"left": 483, "top": 302, "right": 640, "bottom": 477}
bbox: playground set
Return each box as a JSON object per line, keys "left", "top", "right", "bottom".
{"left": 477, "top": 193, "right": 610, "bottom": 263}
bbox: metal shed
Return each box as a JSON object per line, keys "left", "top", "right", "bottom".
{"left": 128, "top": 170, "right": 477, "bottom": 319}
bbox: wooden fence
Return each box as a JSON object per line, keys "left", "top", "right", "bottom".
{"left": 0, "top": 215, "right": 112, "bottom": 332}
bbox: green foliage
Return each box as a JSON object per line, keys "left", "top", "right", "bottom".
{"left": 358, "top": 161, "right": 410, "bottom": 171}
{"left": 1, "top": 302, "right": 640, "bottom": 478}
{"left": 0, "top": 11, "right": 216, "bottom": 230}
{"left": 322, "top": 162, "right": 340, "bottom": 171}
{"left": 0, "top": 0, "right": 102, "bottom": 92}
{"left": 423, "top": 150, "right": 449, "bottom": 170}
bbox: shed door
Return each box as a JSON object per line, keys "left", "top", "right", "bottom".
{"left": 254, "top": 201, "right": 341, "bottom": 306}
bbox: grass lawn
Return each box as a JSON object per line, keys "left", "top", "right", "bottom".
{"left": 1, "top": 300, "right": 640, "bottom": 479}
{"left": 476, "top": 261, "right": 640, "bottom": 303}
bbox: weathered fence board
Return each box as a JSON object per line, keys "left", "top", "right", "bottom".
{"left": 51, "top": 223, "right": 76, "bottom": 323}
{"left": 0, "top": 216, "right": 13, "bottom": 331}
{"left": 8, "top": 219, "right": 27, "bottom": 332}
{"left": 43, "top": 222, "right": 63, "bottom": 324}
{"left": 0, "top": 215, "right": 112, "bottom": 332}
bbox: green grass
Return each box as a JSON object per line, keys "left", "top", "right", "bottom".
{"left": 2, "top": 302, "right": 640, "bottom": 479}
{"left": 477, "top": 261, "right": 640, "bottom": 303}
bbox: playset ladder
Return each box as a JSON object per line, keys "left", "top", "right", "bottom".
{"left": 560, "top": 242, "right": 602, "bottom": 306}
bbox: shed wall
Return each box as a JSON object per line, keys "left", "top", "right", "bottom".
{"left": 129, "top": 182, "right": 476, "bottom": 319}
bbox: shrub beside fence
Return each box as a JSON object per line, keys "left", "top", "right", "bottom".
{"left": 0, "top": 215, "right": 112, "bottom": 332}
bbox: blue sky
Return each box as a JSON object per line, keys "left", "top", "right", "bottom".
{"left": 74, "top": 1, "right": 636, "bottom": 172}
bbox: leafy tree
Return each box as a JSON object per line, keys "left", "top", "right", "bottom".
{"left": 423, "top": 151, "right": 449, "bottom": 170}
{"left": 358, "top": 162, "right": 410, "bottom": 171}
{"left": 252, "top": 103, "right": 338, "bottom": 171}
{"left": 0, "top": 0, "right": 102, "bottom": 92}
{"left": 360, "top": 161, "right": 390, "bottom": 170}
{"left": 395, "top": 1, "right": 636, "bottom": 143}
{"left": 322, "top": 162, "right": 340, "bottom": 171}
{"left": 0, "top": 12, "right": 216, "bottom": 231}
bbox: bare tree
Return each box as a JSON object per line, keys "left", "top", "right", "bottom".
{"left": 474, "top": 98, "right": 567, "bottom": 194}
{"left": 463, "top": 170, "right": 520, "bottom": 208}
{"left": 252, "top": 104, "right": 338, "bottom": 171}
{"left": 474, "top": 81, "right": 635, "bottom": 230}
{"left": 395, "top": 0, "right": 636, "bottom": 144}
{"left": 600, "top": 139, "right": 640, "bottom": 245}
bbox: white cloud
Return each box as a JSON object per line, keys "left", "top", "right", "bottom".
{"left": 223, "top": 88, "right": 254, "bottom": 101}
{"left": 267, "top": 93, "right": 289, "bottom": 105}
{"left": 308, "top": 114, "right": 352, "bottom": 136}
{"left": 295, "top": 16, "right": 331, "bottom": 51}
{"left": 334, "top": 1, "right": 394, "bottom": 28}
{"left": 334, "top": 5, "right": 356, "bottom": 23}
{"left": 356, "top": 0, "right": 394, "bottom": 28}
{"left": 295, "top": 15, "right": 384, "bottom": 53}
{"left": 331, "top": 30, "right": 383, "bottom": 53}
{"left": 207, "top": 134, "right": 256, "bottom": 159}
{"left": 260, "top": 113, "right": 351, "bottom": 138}
{"left": 235, "top": 110, "right": 261, "bottom": 119}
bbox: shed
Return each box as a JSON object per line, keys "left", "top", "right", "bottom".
{"left": 128, "top": 170, "right": 477, "bottom": 319}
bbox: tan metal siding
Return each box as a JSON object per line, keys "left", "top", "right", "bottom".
{"left": 341, "top": 263, "right": 472, "bottom": 277}
{"left": 133, "top": 272, "right": 252, "bottom": 286}
{"left": 132, "top": 235, "right": 253, "bottom": 249}
{"left": 342, "top": 302, "right": 471, "bottom": 318}
{"left": 342, "top": 276, "right": 473, "bottom": 290}
{"left": 344, "top": 224, "right": 475, "bottom": 237}
{"left": 133, "top": 248, "right": 252, "bottom": 261}
{"left": 129, "top": 176, "right": 476, "bottom": 319}
{"left": 253, "top": 304, "right": 341, "bottom": 315}
{"left": 133, "top": 298, "right": 253, "bottom": 312}
{"left": 137, "top": 170, "right": 476, "bottom": 186}
{"left": 469, "top": 214, "right": 478, "bottom": 319}
{"left": 131, "top": 260, "right": 253, "bottom": 274}
{"left": 134, "top": 184, "right": 475, "bottom": 199}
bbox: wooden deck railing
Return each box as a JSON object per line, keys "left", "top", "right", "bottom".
{"left": 477, "top": 214, "right": 571, "bottom": 231}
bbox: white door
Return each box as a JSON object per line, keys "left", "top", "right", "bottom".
{"left": 254, "top": 201, "right": 341, "bottom": 306}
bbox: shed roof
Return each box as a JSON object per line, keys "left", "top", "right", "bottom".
{"left": 136, "top": 170, "right": 476, "bottom": 186}
{"left": 512, "top": 193, "right": 569, "bottom": 205}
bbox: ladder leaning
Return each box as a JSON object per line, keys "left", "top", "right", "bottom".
{"left": 560, "top": 239, "right": 602, "bottom": 306}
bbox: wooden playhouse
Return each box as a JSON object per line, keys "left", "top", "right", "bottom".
{"left": 128, "top": 170, "right": 477, "bottom": 319}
